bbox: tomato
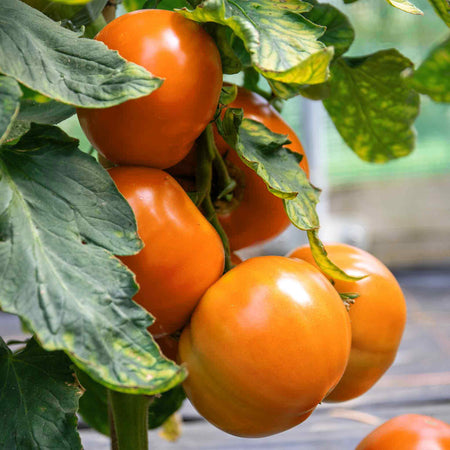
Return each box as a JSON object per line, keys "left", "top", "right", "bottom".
{"left": 109, "top": 167, "right": 224, "bottom": 337}
{"left": 215, "top": 87, "right": 309, "bottom": 250}
{"left": 178, "top": 256, "right": 351, "bottom": 437}
{"left": 77, "top": 10, "right": 222, "bottom": 169}
{"left": 356, "top": 414, "right": 450, "bottom": 449}
{"left": 288, "top": 243, "right": 407, "bottom": 402}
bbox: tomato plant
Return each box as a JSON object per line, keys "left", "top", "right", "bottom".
{"left": 356, "top": 414, "right": 450, "bottom": 449}
{"left": 1, "top": 0, "right": 448, "bottom": 448}
{"left": 288, "top": 243, "right": 407, "bottom": 402}
{"left": 178, "top": 256, "right": 351, "bottom": 437}
{"left": 77, "top": 9, "right": 222, "bottom": 169}
{"left": 109, "top": 166, "right": 225, "bottom": 336}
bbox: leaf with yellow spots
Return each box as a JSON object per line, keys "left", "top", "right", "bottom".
{"left": 407, "top": 36, "right": 450, "bottom": 103}
{"left": 178, "top": 0, "right": 333, "bottom": 98}
{"left": 323, "top": 50, "right": 420, "bottom": 162}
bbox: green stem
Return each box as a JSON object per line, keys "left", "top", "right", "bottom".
{"left": 108, "top": 390, "right": 153, "bottom": 450}
{"left": 196, "top": 125, "right": 233, "bottom": 272}
{"left": 202, "top": 195, "right": 233, "bottom": 272}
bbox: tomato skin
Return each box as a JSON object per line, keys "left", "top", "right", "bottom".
{"left": 288, "top": 243, "right": 407, "bottom": 402}
{"left": 109, "top": 167, "right": 224, "bottom": 337}
{"left": 178, "top": 256, "right": 351, "bottom": 437}
{"left": 77, "top": 10, "right": 222, "bottom": 169}
{"left": 215, "top": 87, "right": 309, "bottom": 250}
{"left": 356, "top": 414, "right": 450, "bottom": 450}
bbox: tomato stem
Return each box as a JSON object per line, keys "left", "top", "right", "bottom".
{"left": 108, "top": 390, "right": 153, "bottom": 450}
{"left": 197, "top": 125, "right": 233, "bottom": 272}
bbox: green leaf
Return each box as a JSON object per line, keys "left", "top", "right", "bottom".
{"left": 323, "top": 50, "right": 420, "bottom": 162}
{"left": 428, "top": 0, "right": 450, "bottom": 27}
{"left": 179, "top": 0, "right": 333, "bottom": 95}
{"left": 18, "top": 100, "right": 76, "bottom": 125}
{"left": 307, "top": 230, "right": 365, "bottom": 281}
{"left": 304, "top": 1, "right": 355, "bottom": 58}
{"left": 408, "top": 36, "right": 450, "bottom": 102}
{"left": 148, "top": 385, "right": 186, "bottom": 429}
{"left": 124, "top": 0, "right": 189, "bottom": 11}
{"left": 0, "top": 338, "right": 82, "bottom": 449}
{"left": 0, "top": 124, "right": 186, "bottom": 394}
{"left": 218, "top": 110, "right": 356, "bottom": 279}
{"left": 0, "top": 0, "right": 162, "bottom": 107}
{"left": 219, "top": 84, "right": 238, "bottom": 106}
{"left": 0, "top": 76, "right": 22, "bottom": 145}
{"left": 386, "top": 0, "right": 423, "bottom": 15}
{"left": 76, "top": 367, "right": 110, "bottom": 436}
{"left": 76, "top": 366, "right": 185, "bottom": 435}
{"left": 220, "top": 109, "right": 321, "bottom": 229}
{"left": 204, "top": 24, "right": 245, "bottom": 75}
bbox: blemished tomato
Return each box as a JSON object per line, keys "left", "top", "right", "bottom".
{"left": 77, "top": 10, "right": 222, "bottom": 169}
{"left": 109, "top": 167, "right": 224, "bottom": 337}
{"left": 215, "top": 87, "right": 309, "bottom": 251}
{"left": 356, "top": 414, "right": 450, "bottom": 449}
{"left": 288, "top": 243, "right": 407, "bottom": 402}
{"left": 178, "top": 256, "right": 351, "bottom": 437}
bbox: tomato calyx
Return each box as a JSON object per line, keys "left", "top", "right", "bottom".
{"left": 339, "top": 292, "right": 360, "bottom": 310}
{"left": 213, "top": 158, "right": 245, "bottom": 215}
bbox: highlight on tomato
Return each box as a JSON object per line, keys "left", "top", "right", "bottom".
{"left": 77, "top": 10, "right": 222, "bottom": 169}
{"left": 109, "top": 166, "right": 224, "bottom": 337}
{"left": 214, "top": 87, "right": 309, "bottom": 251}
{"left": 356, "top": 414, "right": 450, "bottom": 450}
{"left": 178, "top": 256, "right": 351, "bottom": 437}
{"left": 288, "top": 243, "right": 407, "bottom": 402}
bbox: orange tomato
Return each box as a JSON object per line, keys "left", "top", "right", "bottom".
{"left": 178, "top": 256, "right": 351, "bottom": 437}
{"left": 215, "top": 87, "right": 309, "bottom": 250}
{"left": 77, "top": 10, "right": 222, "bottom": 169}
{"left": 356, "top": 414, "right": 450, "bottom": 449}
{"left": 109, "top": 167, "right": 224, "bottom": 337}
{"left": 288, "top": 243, "right": 407, "bottom": 402}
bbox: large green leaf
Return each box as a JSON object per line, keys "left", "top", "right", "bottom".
{"left": 0, "top": 76, "right": 22, "bottom": 145}
{"left": 0, "top": 0, "right": 162, "bottom": 107}
{"left": 408, "top": 36, "right": 450, "bottom": 102}
{"left": 0, "top": 338, "right": 82, "bottom": 450}
{"left": 304, "top": 1, "right": 355, "bottom": 58}
{"left": 217, "top": 108, "right": 373, "bottom": 282}
{"left": 77, "top": 366, "right": 186, "bottom": 435}
{"left": 0, "top": 124, "right": 186, "bottom": 394}
{"left": 386, "top": 0, "right": 423, "bottom": 14}
{"left": 323, "top": 50, "right": 420, "bottom": 162}
{"left": 179, "top": 0, "right": 333, "bottom": 95}
{"left": 428, "top": 0, "right": 450, "bottom": 27}
{"left": 219, "top": 109, "right": 320, "bottom": 228}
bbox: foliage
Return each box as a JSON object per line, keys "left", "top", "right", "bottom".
{"left": 0, "top": 0, "right": 448, "bottom": 447}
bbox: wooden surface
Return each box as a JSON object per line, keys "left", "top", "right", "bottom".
{"left": 2, "top": 267, "right": 449, "bottom": 449}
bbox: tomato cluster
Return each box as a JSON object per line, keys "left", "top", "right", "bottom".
{"left": 78, "top": 9, "right": 410, "bottom": 440}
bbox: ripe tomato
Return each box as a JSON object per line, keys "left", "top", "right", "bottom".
{"left": 77, "top": 10, "right": 222, "bottom": 169}
{"left": 288, "top": 243, "right": 407, "bottom": 402}
{"left": 215, "top": 87, "right": 309, "bottom": 250}
{"left": 109, "top": 167, "right": 224, "bottom": 337}
{"left": 178, "top": 256, "right": 351, "bottom": 437}
{"left": 356, "top": 414, "right": 450, "bottom": 449}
